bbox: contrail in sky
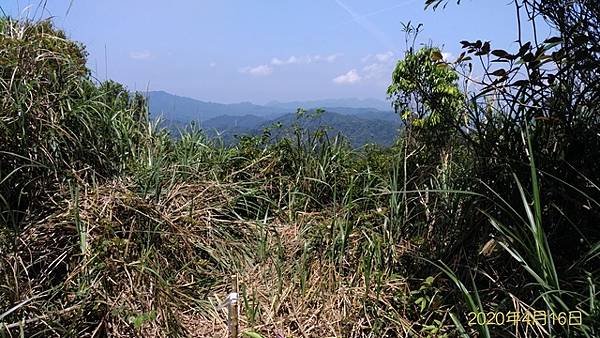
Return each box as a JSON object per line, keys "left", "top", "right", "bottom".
{"left": 360, "top": 0, "right": 419, "bottom": 19}
{"left": 333, "top": 0, "right": 408, "bottom": 50}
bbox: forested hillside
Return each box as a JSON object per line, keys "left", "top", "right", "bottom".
{"left": 148, "top": 91, "right": 400, "bottom": 147}
{"left": 162, "top": 110, "right": 401, "bottom": 147}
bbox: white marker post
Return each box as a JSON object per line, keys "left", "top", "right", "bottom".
{"left": 228, "top": 275, "right": 239, "bottom": 338}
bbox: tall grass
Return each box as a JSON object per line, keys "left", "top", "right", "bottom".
{"left": 433, "top": 125, "right": 600, "bottom": 337}
{"left": 0, "top": 18, "right": 150, "bottom": 230}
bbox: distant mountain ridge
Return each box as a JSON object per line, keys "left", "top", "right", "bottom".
{"left": 266, "top": 98, "right": 392, "bottom": 112}
{"left": 145, "top": 91, "right": 401, "bottom": 147}
{"left": 147, "top": 91, "right": 283, "bottom": 122}
{"left": 147, "top": 91, "right": 394, "bottom": 121}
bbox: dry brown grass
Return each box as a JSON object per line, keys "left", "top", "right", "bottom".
{"left": 2, "top": 178, "right": 251, "bottom": 336}
{"left": 1, "top": 177, "right": 438, "bottom": 337}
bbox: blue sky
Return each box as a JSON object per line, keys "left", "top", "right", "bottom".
{"left": 3, "top": 1, "right": 552, "bottom": 104}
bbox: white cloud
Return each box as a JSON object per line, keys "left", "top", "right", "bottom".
{"left": 333, "top": 69, "right": 361, "bottom": 84}
{"left": 442, "top": 52, "right": 453, "bottom": 62}
{"left": 362, "top": 51, "right": 394, "bottom": 63}
{"left": 362, "top": 63, "right": 385, "bottom": 79}
{"left": 271, "top": 57, "right": 285, "bottom": 65}
{"left": 325, "top": 53, "right": 341, "bottom": 62}
{"left": 375, "top": 51, "right": 394, "bottom": 62}
{"left": 358, "top": 51, "right": 396, "bottom": 81}
{"left": 271, "top": 56, "right": 302, "bottom": 65}
{"left": 129, "top": 50, "right": 152, "bottom": 60}
{"left": 240, "top": 64, "right": 273, "bottom": 76}
{"left": 270, "top": 53, "right": 341, "bottom": 66}
{"left": 209, "top": 62, "right": 217, "bottom": 68}
{"left": 243, "top": 53, "right": 342, "bottom": 77}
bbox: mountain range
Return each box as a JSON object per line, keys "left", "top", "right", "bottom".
{"left": 145, "top": 91, "right": 401, "bottom": 147}
{"left": 266, "top": 97, "right": 393, "bottom": 112}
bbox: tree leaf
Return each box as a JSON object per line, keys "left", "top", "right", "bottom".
{"left": 490, "top": 69, "right": 507, "bottom": 77}
{"left": 481, "top": 41, "right": 491, "bottom": 54}
{"left": 431, "top": 50, "right": 444, "bottom": 61}
{"left": 517, "top": 42, "right": 531, "bottom": 56}
{"left": 522, "top": 52, "right": 535, "bottom": 62}
{"left": 491, "top": 49, "right": 512, "bottom": 58}
{"left": 544, "top": 36, "right": 562, "bottom": 44}
{"left": 512, "top": 79, "right": 529, "bottom": 86}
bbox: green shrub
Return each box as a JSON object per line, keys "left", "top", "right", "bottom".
{"left": 0, "top": 19, "right": 149, "bottom": 226}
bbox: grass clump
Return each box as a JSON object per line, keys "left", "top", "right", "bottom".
{"left": 0, "top": 17, "right": 149, "bottom": 228}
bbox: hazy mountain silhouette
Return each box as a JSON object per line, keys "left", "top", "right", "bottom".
{"left": 266, "top": 98, "right": 392, "bottom": 112}
{"left": 146, "top": 91, "right": 401, "bottom": 147}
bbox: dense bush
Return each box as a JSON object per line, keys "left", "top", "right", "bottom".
{"left": 0, "top": 19, "right": 150, "bottom": 226}
{"left": 385, "top": 1, "right": 600, "bottom": 336}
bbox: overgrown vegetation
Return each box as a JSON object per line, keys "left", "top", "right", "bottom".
{"left": 1, "top": 0, "right": 599, "bottom": 337}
